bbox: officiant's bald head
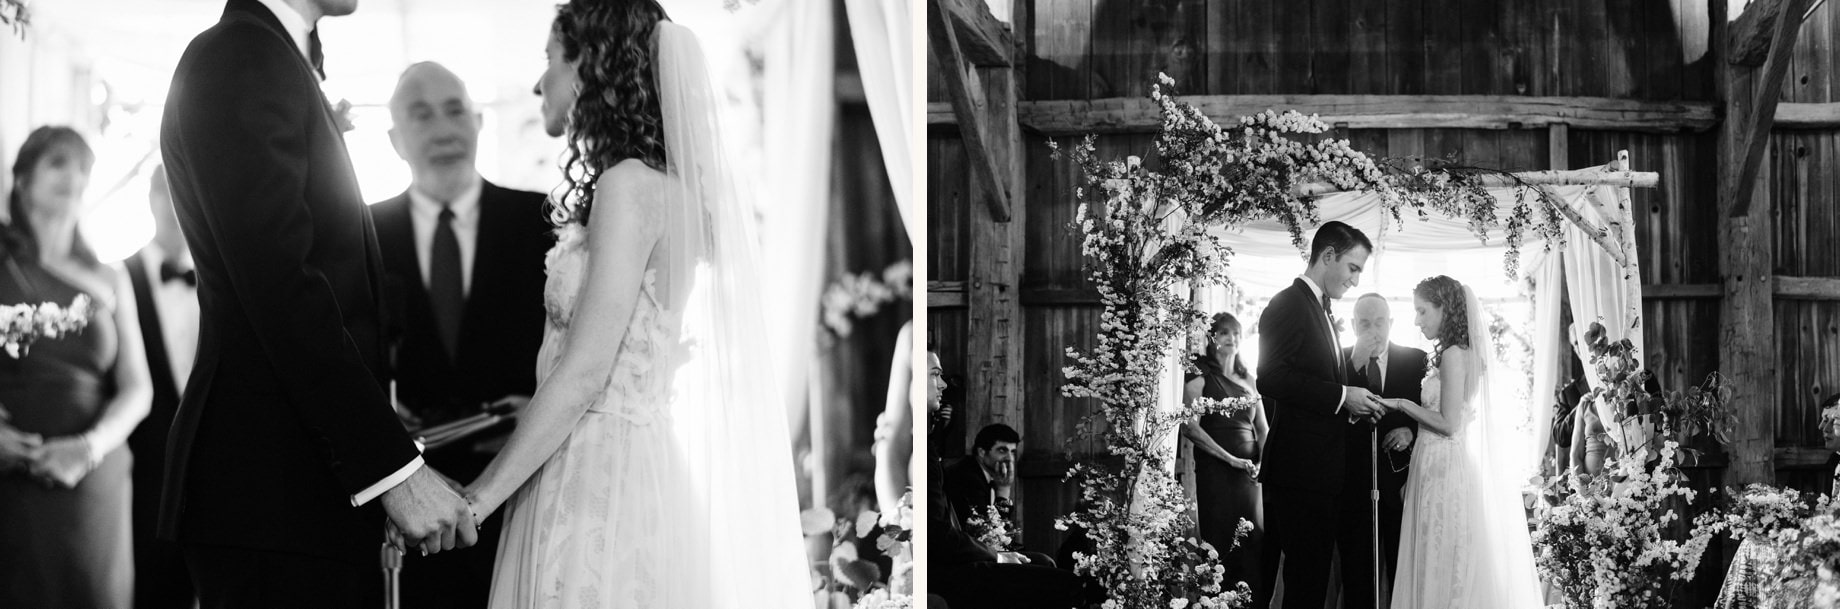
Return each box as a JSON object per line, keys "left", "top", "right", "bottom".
{"left": 388, "top": 62, "right": 481, "bottom": 200}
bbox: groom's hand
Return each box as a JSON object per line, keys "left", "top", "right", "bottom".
{"left": 1342, "top": 386, "right": 1382, "bottom": 418}
{"left": 380, "top": 466, "right": 479, "bottom": 555}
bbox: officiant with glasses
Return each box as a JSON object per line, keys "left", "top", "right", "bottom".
{"left": 1334, "top": 293, "right": 1426, "bottom": 609}
{"left": 370, "top": 61, "right": 552, "bottom": 609}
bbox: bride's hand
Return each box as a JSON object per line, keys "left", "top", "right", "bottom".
{"left": 462, "top": 486, "right": 500, "bottom": 524}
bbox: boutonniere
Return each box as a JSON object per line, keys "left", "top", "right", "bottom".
{"left": 1331, "top": 314, "right": 1345, "bottom": 334}
{"left": 332, "top": 98, "right": 356, "bottom": 133}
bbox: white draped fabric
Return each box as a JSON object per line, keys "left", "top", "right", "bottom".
{"left": 842, "top": 0, "right": 916, "bottom": 243}
{"left": 758, "top": 0, "right": 835, "bottom": 489}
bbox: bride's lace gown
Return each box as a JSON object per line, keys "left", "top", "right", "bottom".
{"left": 1390, "top": 349, "right": 1541, "bottom": 609}
{"left": 487, "top": 223, "right": 706, "bottom": 609}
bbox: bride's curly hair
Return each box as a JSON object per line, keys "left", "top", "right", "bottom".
{"left": 1413, "top": 275, "right": 1470, "bottom": 367}
{"left": 548, "top": 0, "right": 671, "bottom": 227}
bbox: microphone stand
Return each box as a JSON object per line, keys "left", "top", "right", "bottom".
{"left": 1371, "top": 423, "right": 1382, "bottom": 609}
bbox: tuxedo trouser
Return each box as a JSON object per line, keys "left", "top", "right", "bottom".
{"left": 933, "top": 561, "right": 1092, "bottom": 609}
{"left": 1334, "top": 487, "right": 1404, "bottom": 609}
{"left": 185, "top": 543, "right": 380, "bottom": 608}
{"left": 1262, "top": 483, "right": 1340, "bottom": 609}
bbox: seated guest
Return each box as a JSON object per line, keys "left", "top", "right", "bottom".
{"left": 947, "top": 423, "right": 1054, "bottom": 566}
{"left": 928, "top": 346, "right": 1092, "bottom": 609}
{"left": 945, "top": 424, "right": 1019, "bottom": 526}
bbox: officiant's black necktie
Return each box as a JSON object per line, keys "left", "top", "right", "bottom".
{"left": 429, "top": 205, "right": 464, "bottom": 361}
{"left": 308, "top": 28, "right": 325, "bottom": 80}
{"left": 1366, "top": 356, "right": 1384, "bottom": 395}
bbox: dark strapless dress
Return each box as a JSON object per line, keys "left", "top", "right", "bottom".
{"left": 0, "top": 257, "right": 130, "bottom": 609}
{"left": 1191, "top": 357, "right": 1262, "bottom": 595}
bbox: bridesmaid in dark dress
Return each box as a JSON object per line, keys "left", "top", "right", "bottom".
{"left": 0, "top": 126, "right": 153, "bottom": 609}
{"left": 1182, "top": 312, "right": 1269, "bottom": 598}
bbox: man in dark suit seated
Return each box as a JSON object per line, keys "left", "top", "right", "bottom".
{"left": 928, "top": 348, "right": 1092, "bottom": 609}
{"left": 946, "top": 423, "right": 1056, "bottom": 567}
{"left": 370, "top": 61, "right": 553, "bottom": 609}
{"left": 1336, "top": 293, "right": 1427, "bottom": 609}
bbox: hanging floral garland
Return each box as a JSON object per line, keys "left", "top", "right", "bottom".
{"left": 1053, "top": 74, "right": 1608, "bottom": 608}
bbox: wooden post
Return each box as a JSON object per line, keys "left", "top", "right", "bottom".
{"left": 966, "top": 64, "right": 1025, "bottom": 447}
{"left": 1718, "top": 1, "right": 1789, "bottom": 487}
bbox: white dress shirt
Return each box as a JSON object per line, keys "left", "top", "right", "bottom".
{"left": 407, "top": 176, "right": 483, "bottom": 297}
{"left": 247, "top": 0, "right": 424, "bottom": 505}
{"left": 138, "top": 245, "right": 200, "bottom": 394}
{"left": 1298, "top": 275, "right": 1349, "bottom": 412}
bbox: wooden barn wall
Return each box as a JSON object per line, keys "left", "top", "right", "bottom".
{"left": 927, "top": 0, "right": 1840, "bottom": 568}
{"left": 1014, "top": 0, "right": 1712, "bottom": 101}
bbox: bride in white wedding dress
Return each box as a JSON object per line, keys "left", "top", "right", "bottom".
{"left": 1376, "top": 275, "right": 1542, "bottom": 609}
{"left": 461, "top": 2, "right": 809, "bottom": 607}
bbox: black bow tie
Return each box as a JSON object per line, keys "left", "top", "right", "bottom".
{"left": 160, "top": 261, "right": 196, "bottom": 287}
{"left": 308, "top": 28, "right": 325, "bottom": 80}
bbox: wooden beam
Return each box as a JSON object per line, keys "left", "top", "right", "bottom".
{"left": 1641, "top": 283, "right": 1722, "bottom": 299}
{"left": 1019, "top": 285, "right": 1104, "bottom": 306}
{"left": 1294, "top": 166, "right": 1659, "bottom": 198}
{"left": 928, "top": 280, "right": 967, "bottom": 308}
{"left": 1775, "top": 276, "right": 1840, "bottom": 300}
{"left": 963, "top": 64, "right": 1026, "bottom": 454}
{"left": 936, "top": 0, "right": 1013, "bottom": 67}
{"left": 1726, "top": 0, "right": 1819, "bottom": 218}
{"left": 929, "top": 95, "right": 1722, "bottom": 134}
{"left": 1729, "top": 0, "right": 1828, "bottom": 65}
{"left": 1729, "top": 0, "right": 1794, "bottom": 66}
{"left": 1772, "top": 101, "right": 1840, "bottom": 128}
{"left": 1719, "top": 5, "right": 1782, "bottom": 487}
{"left": 1776, "top": 447, "right": 1836, "bottom": 468}
{"left": 928, "top": 0, "right": 1011, "bottom": 221}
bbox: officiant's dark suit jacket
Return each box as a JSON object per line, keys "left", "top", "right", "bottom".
{"left": 1257, "top": 278, "right": 1352, "bottom": 495}
{"left": 158, "top": 0, "right": 419, "bottom": 568}
{"left": 371, "top": 181, "right": 550, "bottom": 471}
{"left": 1340, "top": 343, "right": 1427, "bottom": 504}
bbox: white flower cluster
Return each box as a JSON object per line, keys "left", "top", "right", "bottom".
{"left": 0, "top": 294, "right": 93, "bottom": 358}
{"left": 1531, "top": 441, "right": 1720, "bottom": 609}
{"left": 820, "top": 260, "right": 913, "bottom": 337}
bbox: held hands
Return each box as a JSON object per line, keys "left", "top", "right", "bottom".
{"left": 381, "top": 466, "right": 478, "bottom": 556}
{"left": 1342, "top": 386, "right": 1385, "bottom": 419}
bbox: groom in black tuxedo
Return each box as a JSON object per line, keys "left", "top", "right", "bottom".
{"left": 1335, "top": 293, "right": 1426, "bottom": 609}
{"left": 371, "top": 61, "right": 552, "bottom": 609}
{"left": 1255, "top": 221, "right": 1383, "bottom": 609}
{"left": 160, "top": 0, "right": 476, "bottom": 605}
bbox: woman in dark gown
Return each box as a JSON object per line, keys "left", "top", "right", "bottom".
{"left": 0, "top": 126, "right": 153, "bottom": 609}
{"left": 1182, "top": 312, "right": 1268, "bottom": 597}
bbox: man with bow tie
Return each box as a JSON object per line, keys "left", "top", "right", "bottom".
{"left": 160, "top": 0, "right": 476, "bottom": 604}
{"left": 121, "top": 166, "right": 199, "bottom": 609}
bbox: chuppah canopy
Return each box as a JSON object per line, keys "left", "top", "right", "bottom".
{"left": 1189, "top": 155, "right": 1654, "bottom": 482}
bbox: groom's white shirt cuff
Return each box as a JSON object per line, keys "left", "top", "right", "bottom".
{"left": 352, "top": 454, "right": 424, "bottom": 507}
{"left": 1298, "top": 275, "right": 1349, "bottom": 414}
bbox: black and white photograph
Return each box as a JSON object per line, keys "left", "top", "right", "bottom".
{"left": 926, "top": 1, "right": 1840, "bottom": 608}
